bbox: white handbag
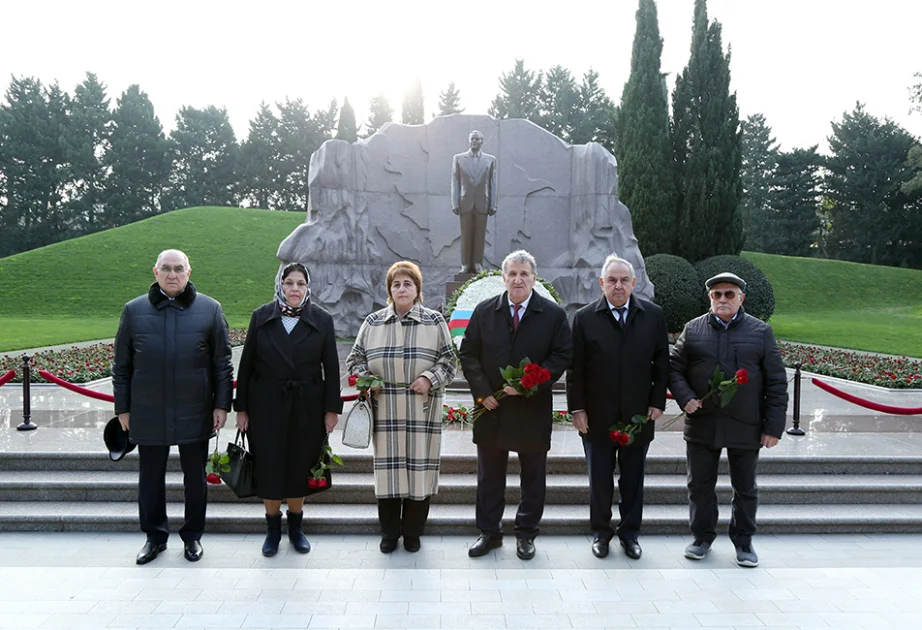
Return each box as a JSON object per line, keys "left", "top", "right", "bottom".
{"left": 341, "top": 396, "right": 373, "bottom": 449}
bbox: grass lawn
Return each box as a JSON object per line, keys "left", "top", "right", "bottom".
{"left": 744, "top": 252, "right": 922, "bottom": 357}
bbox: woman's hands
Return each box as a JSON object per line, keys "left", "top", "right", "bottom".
{"left": 236, "top": 411, "right": 249, "bottom": 432}
{"left": 409, "top": 376, "right": 432, "bottom": 395}
{"left": 324, "top": 412, "right": 339, "bottom": 433}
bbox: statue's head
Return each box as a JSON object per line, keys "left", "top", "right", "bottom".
{"left": 469, "top": 130, "right": 484, "bottom": 151}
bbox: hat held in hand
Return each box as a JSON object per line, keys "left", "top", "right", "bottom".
{"left": 104, "top": 416, "right": 136, "bottom": 462}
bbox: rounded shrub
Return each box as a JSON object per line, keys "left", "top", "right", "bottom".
{"left": 644, "top": 254, "right": 702, "bottom": 332}
{"left": 694, "top": 255, "right": 775, "bottom": 322}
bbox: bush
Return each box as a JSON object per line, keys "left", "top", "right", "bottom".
{"left": 694, "top": 255, "right": 775, "bottom": 322}
{"left": 645, "top": 254, "right": 703, "bottom": 332}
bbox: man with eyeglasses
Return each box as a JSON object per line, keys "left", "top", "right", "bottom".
{"left": 113, "top": 249, "right": 234, "bottom": 565}
{"left": 669, "top": 272, "right": 788, "bottom": 568}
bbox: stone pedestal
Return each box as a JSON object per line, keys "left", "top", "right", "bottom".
{"left": 445, "top": 272, "right": 476, "bottom": 304}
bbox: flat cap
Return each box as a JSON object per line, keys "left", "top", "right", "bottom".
{"left": 705, "top": 272, "right": 747, "bottom": 292}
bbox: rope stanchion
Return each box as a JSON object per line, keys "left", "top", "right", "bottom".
{"left": 37, "top": 370, "right": 115, "bottom": 403}
{"left": 0, "top": 370, "right": 16, "bottom": 388}
{"left": 811, "top": 377, "right": 922, "bottom": 415}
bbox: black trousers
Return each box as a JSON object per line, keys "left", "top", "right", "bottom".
{"left": 686, "top": 442, "right": 759, "bottom": 547}
{"left": 583, "top": 437, "right": 649, "bottom": 542}
{"left": 459, "top": 211, "right": 488, "bottom": 267}
{"left": 377, "top": 497, "right": 432, "bottom": 540}
{"left": 475, "top": 443, "right": 547, "bottom": 539}
{"left": 138, "top": 441, "right": 209, "bottom": 544}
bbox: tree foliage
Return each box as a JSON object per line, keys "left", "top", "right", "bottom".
{"left": 739, "top": 113, "right": 778, "bottom": 252}
{"left": 616, "top": 0, "right": 676, "bottom": 255}
{"left": 762, "top": 146, "right": 821, "bottom": 257}
{"left": 489, "top": 59, "right": 543, "bottom": 122}
{"left": 65, "top": 72, "right": 112, "bottom": 233}
{"left": 336, "top": 96, "right": 358, "bottom": 142}
{"left": 401, "top": 78, "right": 424, "bottom": 124}
{"left": 239, "top": 102, "right": 279, "bottom": 209}
{"left": 537, "top": 66, "right": 578, "bottom": 141}
{"left": 437, "top": 82, "right": 463, "bottom": 115}
{"left": 363, "top": 93, "right": 393, "bottom": 138}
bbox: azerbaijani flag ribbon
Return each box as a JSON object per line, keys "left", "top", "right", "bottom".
{"left": 448, "top": 309, "right": 473, "bottom": 339}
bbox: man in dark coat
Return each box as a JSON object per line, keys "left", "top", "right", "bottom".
{"left": 460, "top": 250, "right": 572, "bottom": 560}
{"left": 669, "top": 272, "right": 788, "bottom": 568}
{"left": 113, "top": 249, "right": 234, "bottom": 565}
{"left": 567, "top": 255, "right": 669, "bottom": 560}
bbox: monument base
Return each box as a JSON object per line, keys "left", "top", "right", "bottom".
{"left": 444, "top": 272, "right": 476, "bottom": 304}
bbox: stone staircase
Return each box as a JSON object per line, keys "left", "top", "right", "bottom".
{"left": 2, "top": 439, "right": 922, "bottom": 534}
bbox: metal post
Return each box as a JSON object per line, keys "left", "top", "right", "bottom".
{"left": 17, "top": 355, "right": 37, "bottom": 431}
{"left": 786, "top": 362, "right": 804, "bottom": 436}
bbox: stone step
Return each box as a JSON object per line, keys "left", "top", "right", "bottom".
{"left": 4, "top": 451, "right": 922, "bottom": 475}
{"left": 2, "top": 501, "right": 922, "bottom": 534}
{"left": 1, "top": 471, "right": 920, "bottom": 505}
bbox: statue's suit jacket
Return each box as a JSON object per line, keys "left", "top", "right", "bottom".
{"left": 451, "top": 150, "right": 497, "bottom": 214}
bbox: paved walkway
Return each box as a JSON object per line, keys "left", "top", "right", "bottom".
{"left": 1, "top": 532, "right": 921, "bottom": 629}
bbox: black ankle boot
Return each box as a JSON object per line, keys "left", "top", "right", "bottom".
{"left": 286, "top": 510, "right": 311, "bottom": 553}
{"left": 262, "top": 512, "right": 282, "bottom": 557}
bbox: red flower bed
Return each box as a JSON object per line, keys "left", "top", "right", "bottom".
{"left": 778, "top": 342, "right": 922, "bottom": 390}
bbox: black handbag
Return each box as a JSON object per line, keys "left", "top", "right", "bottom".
{"left": 223, "top": 430, "right": 257, "bottom": 498}
{"left": 305, "top": 435, "right": 333, "bottom": 496}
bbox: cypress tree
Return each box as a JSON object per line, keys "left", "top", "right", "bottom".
{"left": 336, "top": 97, "right": 358, "bottom": 142}
{"left": 671, "top": 0, "right": 743, "bottom": 261}
{"left": 616, "top": 0, "right": 676, "bottom": 255}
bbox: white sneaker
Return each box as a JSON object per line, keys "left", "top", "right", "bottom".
{"left": 735, "top": 544, "right": 759, "bottom": 567}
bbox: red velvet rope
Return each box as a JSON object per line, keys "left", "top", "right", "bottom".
{"left": 38, "top": 370, "right": 116, "bottom": 403}
{"left": 0, "top": 370, "right": 16, "bottom": 388}
{"left": 811, "top": 377, "right": 922, "bottom": 416}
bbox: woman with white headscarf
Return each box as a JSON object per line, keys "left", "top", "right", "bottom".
{"left": 235, "top": 262, "right": 342, "bottom": 557}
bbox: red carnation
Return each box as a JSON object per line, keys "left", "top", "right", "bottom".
{"left": 316, "top": 478, "right": 328, "bottom": 488}
{"left": 735, "top": 369, "right": 749, "bottom": 385}
{"left": 609, "top": 431, "right": 621, "bottom": 443}
{"left": 348, "top": 374, "right": 358, "bottom": 387}
{"left": 205, "top": 473, "right": 222, "bottom": 485}
{"left": 520, "top": 374, "right": 535, "bottom": 390}
{"left": 307, "top": 478, "right": 318, "bottom": 488}
{"left": 618, "top": 433, "right": 631, "bottom": 446}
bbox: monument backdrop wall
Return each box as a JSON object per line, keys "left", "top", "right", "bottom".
{"left": 277, "top": 114, "right": 652, "bottom": 336}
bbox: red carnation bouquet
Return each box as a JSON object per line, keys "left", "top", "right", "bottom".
{"left": 470, "top": 357, "right": 552, "bottom": 422}
{"left": 609, "top": 367, "right": 748, "bottom": 446}
{"left": 308, "top": 441, "right": 344, "bottom": 490}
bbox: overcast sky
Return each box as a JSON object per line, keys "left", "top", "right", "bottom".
{"left": 4, "top": 0, "right": 920, "bottom": 153}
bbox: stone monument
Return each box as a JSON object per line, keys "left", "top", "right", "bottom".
{"left": 277, "top": 114, "right": 653, "bottom": 336}
{"left": 451, "top": 130, "right": 497, "bottom": 274}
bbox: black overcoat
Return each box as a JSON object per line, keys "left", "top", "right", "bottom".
{"left": 460, "top": 291, "right": 572, "bottom": 453}
{"left": 113, "top": 282, "right": 233, "bottom": 446}
{"left": 234, "top": 301, "right": 344, "bottom": 499}
{"left": 669, "top": 307, "right": 789, "bottom": 449}
{"left": 567, "top": 296, "right": 670, "bottom": 445}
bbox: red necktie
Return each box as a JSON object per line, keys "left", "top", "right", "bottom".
{"left": 513, "top": 304, "right": 522, "bottom": 331}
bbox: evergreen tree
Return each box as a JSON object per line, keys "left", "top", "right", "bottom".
{"left": 739, "top": 113, "right": 779, "bottom": 252}
{"left": 616, "top": 0, "right": 676, "bottom": 255}
{"left": 488, "top": 59, "right": 543, "bottom": 123}
{"left": 105, "top": 84, "right": 170, "bottom": 225}
{"left": 824, "top": 103, "right": 921, "bottom": 267}
{"left": 363, "top": 93, "right": 393, "bottom": 138}
{"left": 437, "top": 82, "right": 464, "bottom": 115}
{"left": 64, "top": 72, "right": 112, "bottom": 234}
{"left": 336, "top": 97, "right": 358, "bottom": 142}
{"left": 164, "top": 105, "right": 238, "bottom": 210}
{"left": 571, "top": 69, "right": 617, "bottom": 150}
{"left": 276, "top": 98, "right": 320, "bottom": 213}
{"left": 401, "top": 78, "right": 425, "bottom": 124}
{"left": 313, "top": 99, "right": 339, "bottom": 139}
{"left": 911, "top": 72, "right": 922, "bottom": 114}
{"left": 537, "top": 65, "right": 578, "bottom": 140}
{"left": 671, "top": 0, "right": 743, "bottom": 261}
{"left": 763, "top": 146, "right": 821, "bottom": 256}
{"left": 239, "top": 102, "right": 280, "bottom": 209}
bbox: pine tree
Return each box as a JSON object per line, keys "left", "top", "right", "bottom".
{"left": 488, "top": 59, "right": 542, "bottom": 123}
{"left": 763, "top": 146, "right": 821, "bottom": 257}
{"left": 105, "top": 85, "right": 170, "bottom": 225}
{"left": 537, "top": 65, "right": 578, "bottom": 140}
{"left": 65, "top": 72, "right": 112, "bottom": 234}
{"left": 437, "top": 82, "right": 464, "bottom": 115}
{"left": 616, "top": 0, "right": 676, "bottom": 255}
{"left": 671, "top": 0, "right": 743, "bottom": 261}
{"left": 313, "top": 99, "right": 339, "bottom": 139}
{"left": 336, "top": 97, "right": 358, "bottom": 142}
{"left": 739, "top": 113, "right": 779, "bottom": 252}
{"left": 239, "top": 102, "right": 280, "bottom": 209}
{"left": 363, "top": 93, "right": 393, "bottom": 138}
{"left": 276, "top": 98, "right": 320, "bottom": 213}
{"left": 401, "top": 79, "right": 424, "bottom": 124}
{"left": 571, "top": 69, "right": 616, "bottom": 150}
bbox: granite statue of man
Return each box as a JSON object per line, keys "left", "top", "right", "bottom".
{"left": 451, "top": 130, "right": 497, "bottom": 274}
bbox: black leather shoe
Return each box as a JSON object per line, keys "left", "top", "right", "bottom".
{"left": 591, "top": 538, "right": 610, "bottom": 558}
{"left": 403, "top": 535, "right": 421, "bottom": 552}
{"left": 468, "top": 534, "right": 503, "bottom": 557}
{"left": 136, "top": 541, "right": 167, "bottom": 565}
{"left": 516, "top": 538, "right": 536, "bottom": 560}
{"left": 380, "top": 538, "right": 398, "bottom": 554}
{"left": 183, "top": 540, "right": 203, "bottom": 562}
{"left": 620, "top": 538, "right": 642, "bottom": 560}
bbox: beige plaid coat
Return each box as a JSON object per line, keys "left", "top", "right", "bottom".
{"left": 346, "top": 304, "right": 457, "bottom": 499}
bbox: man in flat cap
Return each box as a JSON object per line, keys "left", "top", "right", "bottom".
{"left": 669, "top": 272, "right": 788, "bottom": 567}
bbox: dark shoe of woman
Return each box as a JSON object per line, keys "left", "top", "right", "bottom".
{"left": 286, "top": 510, "right": 311, "bottom": 554}
{"left": 380, "top": 537, "right": 399, "bottom": 553}
{"left": 403, "top": 536, "right": 421, "bottom": 552}
{"left": 262, "top": 512, "right": 283, "bottom": 557}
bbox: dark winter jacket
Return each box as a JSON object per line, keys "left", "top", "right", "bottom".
{"left": 669, "top": 306, "right": 789, "bottom": 449}
{"left": 112, "top": 282, "right": 234, "bottom": 446}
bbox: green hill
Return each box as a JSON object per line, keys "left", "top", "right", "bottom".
{"left": 1, "top": 208, "right": 921, "bottom": 356}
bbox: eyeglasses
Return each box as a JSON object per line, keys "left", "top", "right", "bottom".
{"left": 709, "top": 290, "right": 739, "bottom": 300}
{"left": 159, "top": 265, "right": 185, "bottom": 274}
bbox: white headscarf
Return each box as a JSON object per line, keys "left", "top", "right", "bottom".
{"left": 275, "top": 262, "right": 311, "bottom": 316}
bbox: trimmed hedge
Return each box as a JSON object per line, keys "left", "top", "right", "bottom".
{"left": 694, "top": 255, "right": 775, "bottom": 322}
{"left": 645, "top": 254, "right": 703, "bottom": 332}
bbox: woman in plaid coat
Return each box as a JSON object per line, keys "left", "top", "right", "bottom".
{"left": 346, "top": 261, "right": 457, "bottom": 553}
